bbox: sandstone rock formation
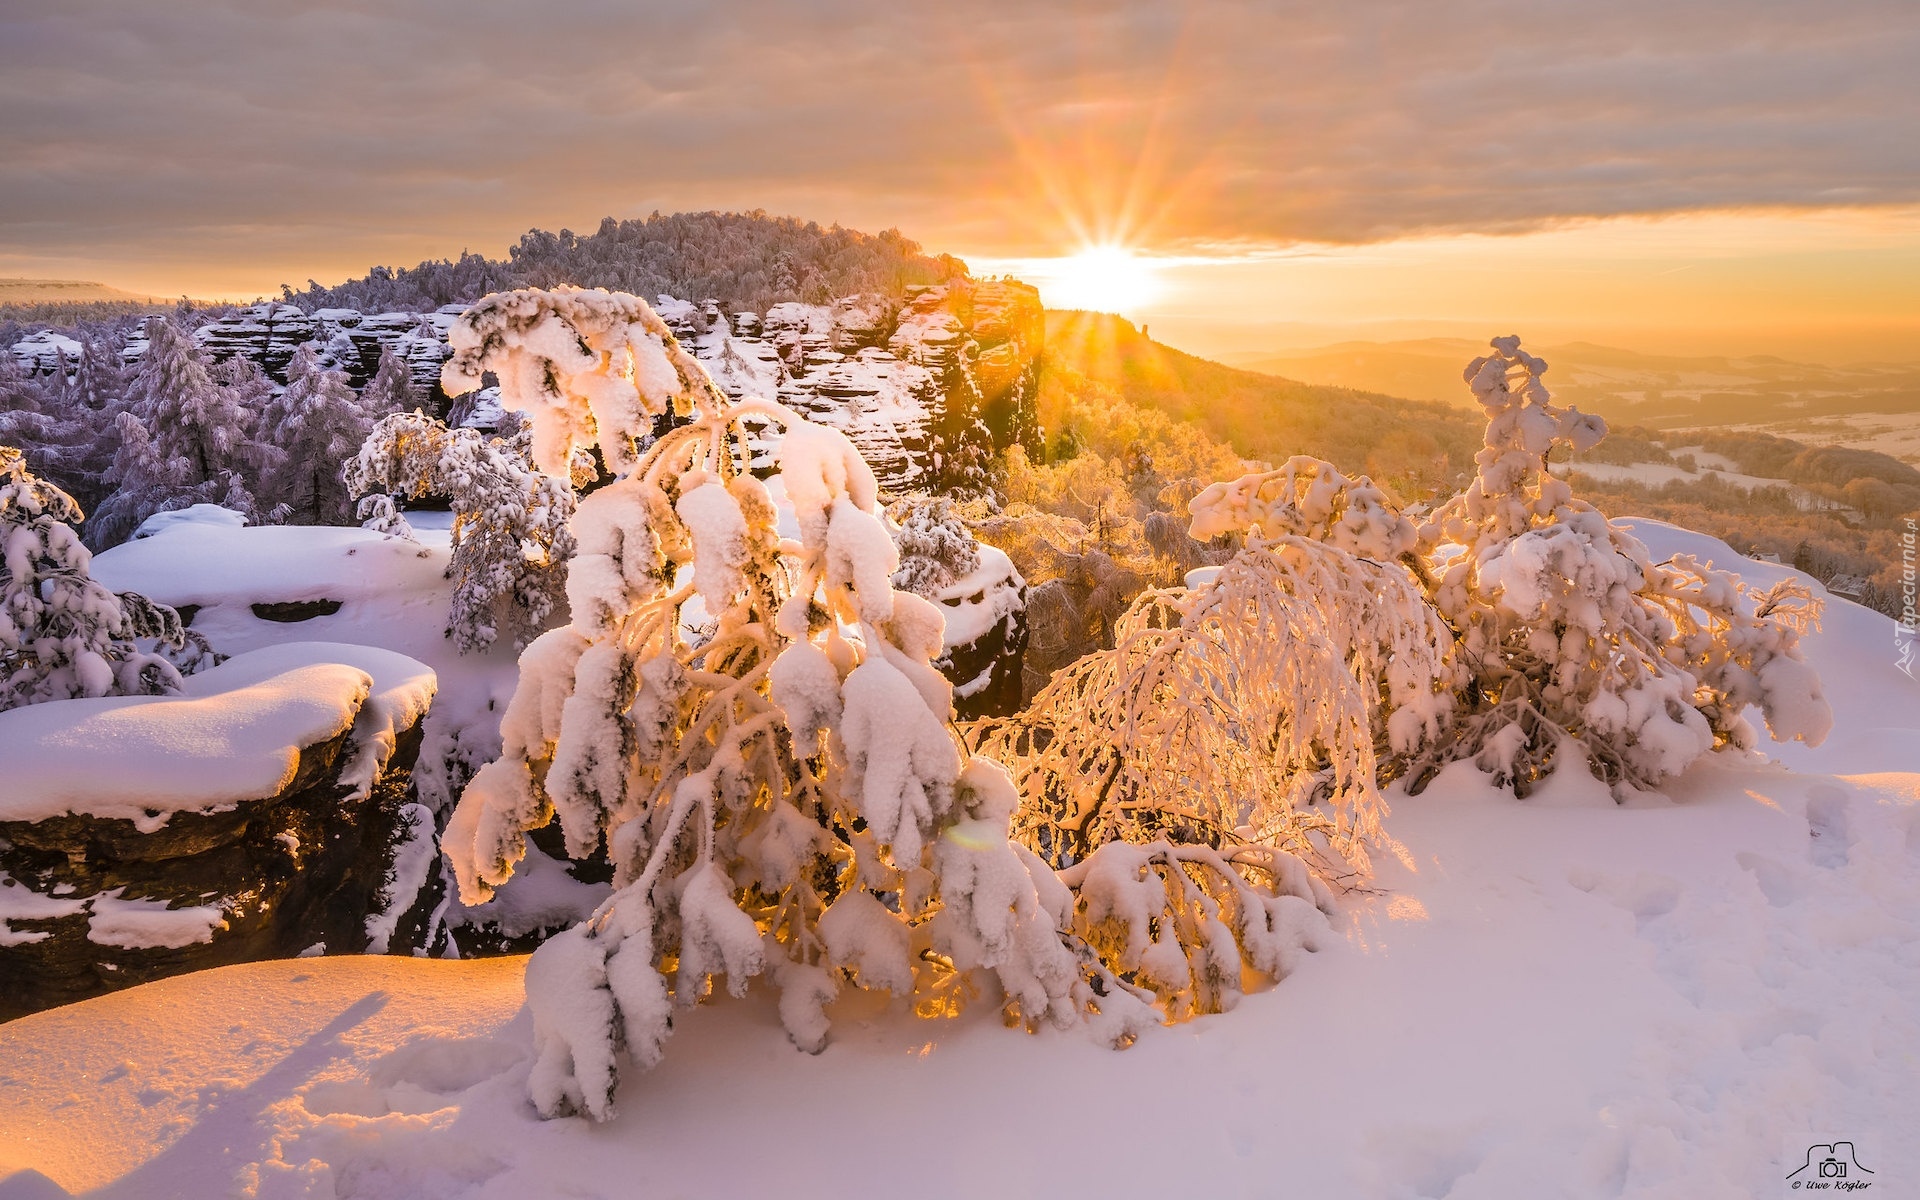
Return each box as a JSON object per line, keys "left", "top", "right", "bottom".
{"left": 0, "top": 644, "right": 437, "bottom": 1020}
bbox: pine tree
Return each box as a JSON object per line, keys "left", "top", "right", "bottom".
{"left": 210, "top": 354, "right": 284, "bottom": 488}
{"left": 0, "top": 446, "right": 190, "bottom": 710}
{"left": 359, "top": 342, "right": 420, "bottom": 422}
{"left": 0, "top": 355, "right": 78, "bottom": 493}
{"left": 87, "top": 317, "right": 261, "bottom": 547}
{"left": 68, "top": 332, "right": 128, "bottom": 416}
{"left": 125, "top": 317, "right": 256, "bottom": 491}
{"left": 261, "top": 344, "right": 372, "bottom": 524}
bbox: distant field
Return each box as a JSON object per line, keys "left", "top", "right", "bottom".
{"left": 1240, "top": 338, "right": 1920, "bottom": 464}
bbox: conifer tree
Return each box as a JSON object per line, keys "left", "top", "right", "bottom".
{"left": 0, "top": 445, "right": 190, "bottom": 710}
{"left": 1408, "top": 336, "right": 1833, "bottom": 794}
{"left": 124, "top": 317, "right": 256, "bottom": 490}
{"left": 346, "top": 410, "right": 587, "bottom": 653}
{"left": 261, "top": 344, "right": 372, "bottom": 524}
{"left": 68, "top": 332, "right": 128, "bottom": 416}
{"left": 87, "top": 317, "right": 261, "bottom": 546}
{"left": 0, "top": 353, "right": 98, "bottom": 502}
{"left": 359, "top": 342, "right": 421, "bottom": 422}
{"left": 211, "top": 354, "right": 285, "bottom": 487}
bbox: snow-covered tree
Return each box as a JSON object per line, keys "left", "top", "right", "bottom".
{"left": 210, "top": 352, "right": 276, "bottom": 417}
{"left": 66, "top": 331, "right": 128, "bottom": 416}
{"left": 438, "top": 288, "right": 1331, "bottom": 1121}
{"left": 261, "top": 344, "right": 372, "bottom": 524}
{"left": 359, "top": 342, "right": 420, "bottom": 422}
{"left": 971, "top": 532, "right": 1456, "bottom": 892}
{"left": 1411, "top": 336, "right": 1832, "bottom": 794}
{"left": 210, "top": 354, "right": 284, "bottom": 487}
{"left": 87, "top": 317, "right": 261, "bottom": 548}
{"left": 345, "top": 410, "right": 588, "bottom": 653}
{"left": 1, "top": 445, "right": 192, "bottom": 710}
{"left": 888, "top": 496, "right": 980, "bottom": 594}
{"left": 1188, "top": 454, "right": 1421, "bottom": 564}
{"left": 0, "top": 352, "right": 100, "bottom": 505}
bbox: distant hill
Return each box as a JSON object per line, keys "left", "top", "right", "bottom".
{"left": 0, "top": 278, "right": 161, "bottom": 305}
{"left": 0, "top": 278, "right": 176, "bottom": 325}
{"left": 288, "top": 211, "right": 967, "bottom": 316}
{"left": 1042, "top": 312, "right": 1482, "bottom": 497}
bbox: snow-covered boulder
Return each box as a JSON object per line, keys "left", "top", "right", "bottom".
{"left": 0, "top": 642, "right": 437, "bottom": 1018}
{"left": 927, "top": 544, "right": 1027, "bottom": 718}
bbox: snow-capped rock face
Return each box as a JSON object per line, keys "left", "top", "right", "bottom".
{"left": 175, "top": 302, "right": 457, "bottom": 399}
{"left": 926, "top": 545, "right": 1028, "bottom": 719}
{"left": 35, "top": 278, "right": 1041, "bottom": 495}
{"left": 0, "top": 643, "right": 437, "bottom": 1019}
{"left": 7, "top": 329, "right": 83, "bottom": 375}
{"left": 656, "top": 278, "right": 1043, "bottom": 494}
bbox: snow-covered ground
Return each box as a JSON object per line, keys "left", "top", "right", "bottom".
{"left": 90, "top": 507, "right": 521, "bottom": 813}
{"left": 1, "top": 521, "right": 1914, "bottom": 1199}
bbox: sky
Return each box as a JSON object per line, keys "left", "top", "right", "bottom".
{"left": 2, "top": 0, "right": 1918, "bottom": 360}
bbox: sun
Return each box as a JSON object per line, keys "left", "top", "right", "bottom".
{"left": 1038, "top": 244, "right": 1163, "bottom": 314}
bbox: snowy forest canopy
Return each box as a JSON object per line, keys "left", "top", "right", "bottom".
{"left": 285, "top": 211, "right": 968, "bottom": 316}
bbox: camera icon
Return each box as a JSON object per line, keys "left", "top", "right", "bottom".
{"left": 1788, "top": 1141, "right": 1872, "bottom": 1184}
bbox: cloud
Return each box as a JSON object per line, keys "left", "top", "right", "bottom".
{"left": 2, "top": 0, "right": 1916, "bottom": 291}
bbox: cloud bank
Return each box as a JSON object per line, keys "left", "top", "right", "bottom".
{"left": 2, "top": 0, "right": 1916, "bottom": 291}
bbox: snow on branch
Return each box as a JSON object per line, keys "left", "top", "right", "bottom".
{"left": 970, "top": 535, "right": 1456, "bottom": 885}
{"left": 1189, "top": 455, "right": 1417, "bottom": 561}
{"left": 441, "top": 286, "right": 716, "bottom": 477}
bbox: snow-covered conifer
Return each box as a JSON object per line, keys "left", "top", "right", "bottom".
{"left": 68, "top": 332, "right": 128, "bottom": 415}
{"left": 888, "top": 496, "right": 981, "bottom": 594}
{"left": 436, "top": 288, "right": 1330, "bottom": 1120}
{"left": 0, "top": 353, "right": 101, "bottom": 504}
{"left": 210, "top": 354, "right": 284, "bottom": 484}
{"left": 123, "top": 317, "right": 257, "bottom": 489}
{"left": 87, "top": 317, "right": 261, "bottom": 547}
{"left": 345, "top": 410, "right": 587, "bottom": 653}
{"left": 1413, "top": 336, "right": 1832, "bottom": 794}
{"left": 261, "top": 344, "right": 371, "bottom": 524}
{"left": 0, "top": 445, "right": 191, "bottom": 710}
{"left": 359, "top": 342, "right": 420, "bottom": 422}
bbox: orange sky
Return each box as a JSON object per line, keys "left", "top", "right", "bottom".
{"left": 3, "top": 2, "right": 1917, "bottom": 362}
{"left": 975, "top": 207, "right": 1920, "bottom": 361}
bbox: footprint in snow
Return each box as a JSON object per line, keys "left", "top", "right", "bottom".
{"left": 1568, "top": 868, "right": 1683, "bottom": 932}
{"left": 300, "top": 1035, "right": 527, "bottom": 1118}
{"left": 1735, "top": 852, "right": 1803, "bottom": 908}
{"left": 1804, "top": 785, "right": 1852, "bottom": 870}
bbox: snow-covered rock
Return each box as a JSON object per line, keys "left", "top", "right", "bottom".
{"left": 922, "top": 544, "right": 1027, "bottom": 718}
{"left": 173, "top": 302, "right": 455, "bottom": 400}
{"left": 649, "top": 278, "right": 1042, "bottom": 494}
{"left": 0, "top": 642, "right": 436, "bottom": 1019}
{"left": 90, "top": 513, "right": 524, "bottom": 820}
{"left": 7, "top": 330, "right": 82, "bottom": 377}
